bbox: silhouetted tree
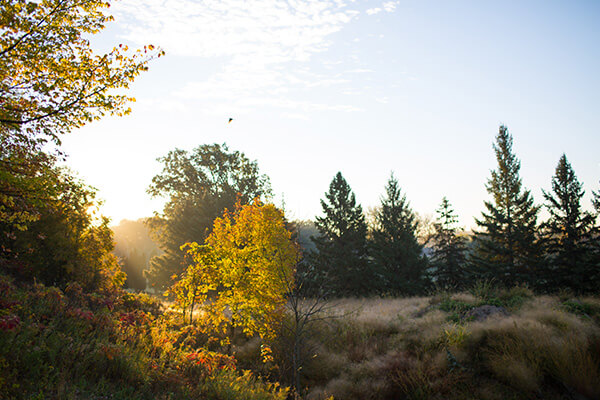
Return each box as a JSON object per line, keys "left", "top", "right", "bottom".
{"left": 310, "top": 172, "right": 371, "bottom": 296}
{"left": 541, "top": 154, "right": 598, "bottom": 292}
{"left": 471, "top": 125, "right": 541, "bottom": 286}
{"left": 370, "top": 174, "right": 428, "bottom": 295}
{"left": 593, "top": 183, "right": 600, "bottom": 214}
{"left": 429, "top": 197, "right": 468, "bottom": 290}
{"left": 145, "top": 143, "right": 271, "bottom": 291}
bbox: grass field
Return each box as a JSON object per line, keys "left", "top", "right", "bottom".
{"left": 264, "top": 286, "right": 600, "bottom": 400}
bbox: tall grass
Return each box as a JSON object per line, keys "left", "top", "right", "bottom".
{"left": 269, "top": 287, "right": 600, "bottom": 400}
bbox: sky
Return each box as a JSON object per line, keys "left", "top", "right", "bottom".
{"left": 60, "top": 0, "right": 600, "bottom": 229}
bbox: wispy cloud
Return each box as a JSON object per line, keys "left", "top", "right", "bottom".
{"left": 366, "top": 1, "right": 398, "bottom": 16}
{"left": 111, "top": 0, "right": 399, "bottom": 117}
{"left": 383, "top": 1, "right": 398, "bottom": 13}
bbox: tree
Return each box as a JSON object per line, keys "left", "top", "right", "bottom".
{"left": 310, "top": 172, "right": 371, "bottom": 296}
{"left": 175, "top": 201, "right": 298, "bottom": 340}
{"left": 429, "top": 197, "right": 468, "bottom": 290}
{"left": 370, "top": 173, "right": 428, "bottom": 295}
{"left": 1, "top": 0, "right": 160, "bottom": 245}
{"left": 0, "top": 0, "right": 162, "bottom": 144}
{"left": 0, "top": 141, "right": 57, "bottom": 234}
{"left": 1, "top": 0, "right": 159, "bottom": 292}
{"left": 541, "top": 154, "right": 598, "bottom": 292}
{"left": 145, "top": 143, "right": 272, "bottom": 291}
{"left": 0, "top": 164, "right": 124, "bottom": 290}
{"left": 593, "top": 183, "right": 600, "bottom": 214}
{"left": 471, "top": 125, "right": 541, "bottom": 287}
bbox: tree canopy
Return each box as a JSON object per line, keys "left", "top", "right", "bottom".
{"left": 1, "top": 0, "right": 160, "bottom": 290}
{"left": 145, "top": 143, "right": 272, "bottom": 291}
{"left": 174, "top": 201, "right": 298, "bottom": 339}
{"left": 0, "top": 163, "right": 124, "bottom": 289}
{"left": 0, "top": 0, "right": 162, "bottom": 144}
{"left": 541, "top": 154, "right": 598, "bottom": 292}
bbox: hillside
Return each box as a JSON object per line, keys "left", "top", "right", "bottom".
{"left": 2, "top": 276, "right": 599, "bottom": 399}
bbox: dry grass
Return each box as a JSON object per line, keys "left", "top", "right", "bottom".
{"left": 324, "top": 296, "right": 430, "bottom": 323}
{"left": 284, "top": 292, "right": 600, "bottom": 400}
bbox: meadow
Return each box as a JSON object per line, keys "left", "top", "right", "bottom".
{"left": 3, "top": 274, "right": 599, "bottom": 400}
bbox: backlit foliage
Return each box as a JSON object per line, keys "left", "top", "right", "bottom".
{"left": 174, "top": 201, "right": 298, "bottom": 340}
{"left": 0, "top": 0, "right": 163, "bottom": 142}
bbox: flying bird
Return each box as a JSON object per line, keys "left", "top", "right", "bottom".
{"left": 228, "top": 118, "right": 233, "bottom": 124}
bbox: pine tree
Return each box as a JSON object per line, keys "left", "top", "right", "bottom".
{"left": 541, "top": 154, "right": 598, "bottom": 292}
{"left": 370, "top": 174, "right": 428, "bottom": 295}
{"left": 472, "top": 125, "right": 541, "bottom": 287}
{"left": 310, "top": 172, "right": 371, "bottom": 296}
{"left": 429, "top": 197, "right": 468, "bottom": 290}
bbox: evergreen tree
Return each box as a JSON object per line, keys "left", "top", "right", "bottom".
{"left": 472, "top": 125, "right": 541, "bottom": 287}
{"left": 370, "top": 174, "right": 428, "bottom": 295}
{"left": 429, "top": 197, "right": 468, "bottom": 290}
{"left": 541, "top": 154, "right": 598, "bottom": 292}
{"left": 310, "top": 172, "right": 371, "bottom": 296}
{"left": 593, "top": 183, "right": 600, "bottom": 213}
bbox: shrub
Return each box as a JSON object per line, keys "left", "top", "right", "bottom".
{"left": 562, "top": 300, "right": 600, "bottom": 319}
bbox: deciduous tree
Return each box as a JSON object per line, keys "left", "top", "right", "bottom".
{"left": 0, "top": 164, "right": 124, "bottom": 290}
{"left": 0, "top": 0, "right": 162, "bottom": 143}
{"left": 175, "top": 201, "right": 298, "bottom": 340}
{"left": 1, "top": 0, "right": 160, "bottom": 243}
{"left": 145, "top": 144, "right": 271, "bottom": 291}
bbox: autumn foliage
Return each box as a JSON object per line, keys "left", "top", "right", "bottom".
{"left": 171, "top": 201, "right": 298, "bottom": 340}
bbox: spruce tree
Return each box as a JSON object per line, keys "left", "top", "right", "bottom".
{"left": 430, "top": 197, "right": 468, "bottom": 290}
{"left": 370, "top": 174, "right": 428, "bottom": 295}
{"left": 541, "top": 154, "right": 597, "bottom": 292}
{"left": 472, "top": 125, "right": 541, "bottom": 287}
{"left": 310, "top": 172, "right": 371, "bottom": 296}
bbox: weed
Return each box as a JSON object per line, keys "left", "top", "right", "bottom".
{"left": 440, "top": 323, "right": 470, "bottom": 347}
{"left": 470, "top": 279, "right": 497, "bottom": 301}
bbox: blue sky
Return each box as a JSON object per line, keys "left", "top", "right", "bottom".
{"left": 61, "top": 0, "right": 600, "bottom": 228}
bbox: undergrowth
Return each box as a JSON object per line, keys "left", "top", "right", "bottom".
{"left": 2, "top": 274, "right": 599, "bottom": 400}
{"left": 0, "top": 273, "right": 286, "bottom": 400}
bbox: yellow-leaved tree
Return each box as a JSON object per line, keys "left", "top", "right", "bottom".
{"left": 1, "top": 0, "right": 163, "bottom": 141}
{"left": 171, "top": 201, "right": 298, "bottom": 341}
{"left": 1, "top": 0, "right": 161, "bottom": 289}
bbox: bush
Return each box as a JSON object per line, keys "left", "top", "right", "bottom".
{"left": 0, "top": 274, "right": 288, "bottom": 400}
